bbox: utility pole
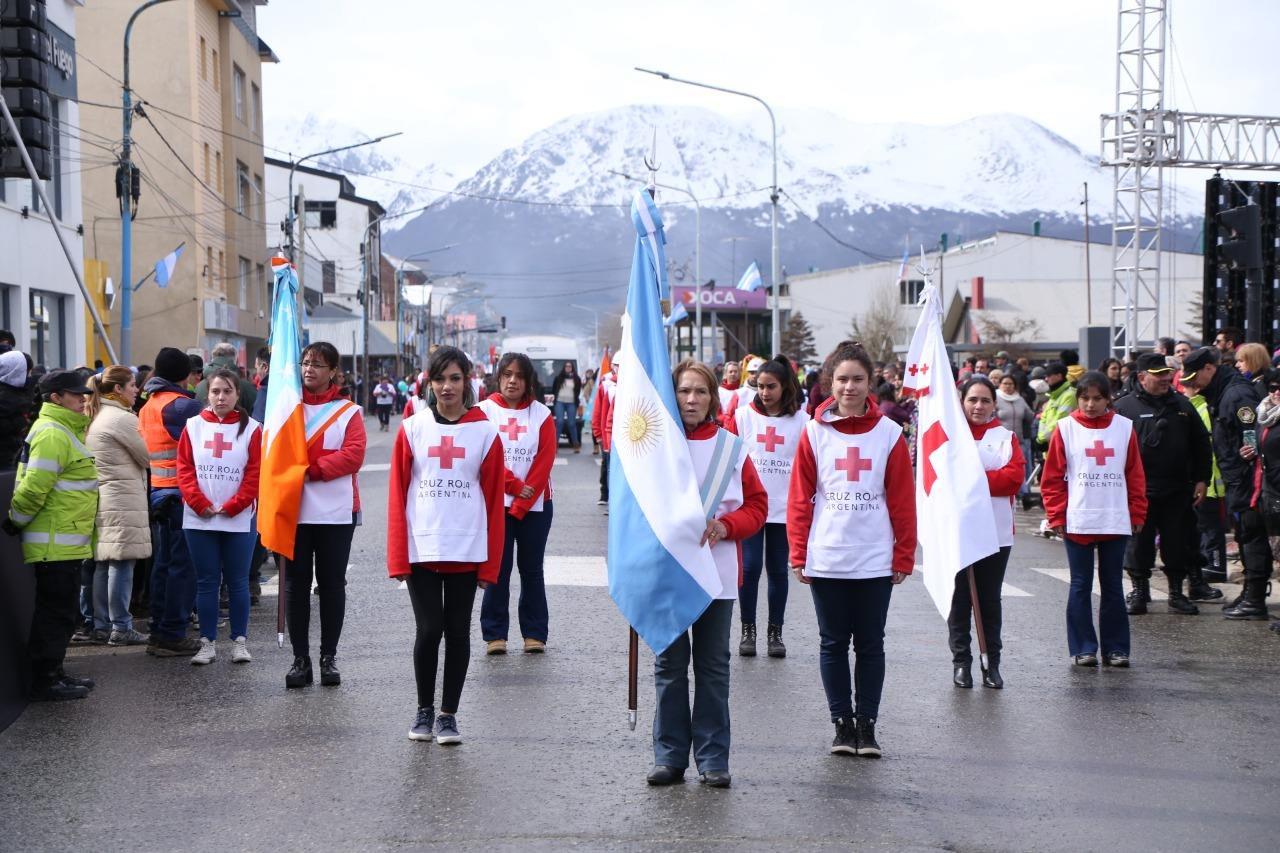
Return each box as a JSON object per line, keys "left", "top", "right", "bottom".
{"left": 1083, "top": 182, "right": 1092, "bottom": 325}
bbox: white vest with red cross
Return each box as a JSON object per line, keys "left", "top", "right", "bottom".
{"left": 1059, "top": 415, "right": 1134, "bottom": 535}
{"left": 974, "top": 422, "right": 1016, "bottom": 548}
{"left": 402, "top": 412, "right": 499, "bottom": 563}
{"left": 298, "top": 399, "right": 360, "bottom": 525}
{"left": 734, "top": 405, "right": 809, "bottom": 524}
{"left": 686, "top": 428, "right": 751, "bottom": 600}
{"left": 477, "top": 398, "right": 553, "bottom": 512}
{"left": 182, "top": 415, "right": 261, "bottom": 533}
{"left": 803, "top": 416, "right": 901, "bottom": 579}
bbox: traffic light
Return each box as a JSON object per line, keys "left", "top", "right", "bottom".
{"left": 1, "top": 0, "right": 54, "bottom": 180}
{"left": 1216, "top": 203, "right": 1262, "bottom": 270}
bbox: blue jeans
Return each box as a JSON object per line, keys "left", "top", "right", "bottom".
{"left": 481, "top": 502, "right": 553, "bottom": 642}
{"left": 149, "top": 490, "right": 196, "bottom": 641}
{"left": 92, "top": 559, "right": 136, "bottom": 633}
{"left": 740, "top": 522, "right": 789, "bottom": 626}
{"left": 653, "top": 598, "right": 734, "bottom": 772}
{"left": 810, "top": 576, "right": 893, "bottom": 721}
{"left": 553, "top": 400, "right": 579, "bottom": 447}
{"left": 185, "top": 528, "right": 256, "bottom": 641}
{"left": 1064, "top": 537, "right": 1130, "bottom": 657}
{"left": 1019, "top": 438, "right": 1033, "bottom": 497}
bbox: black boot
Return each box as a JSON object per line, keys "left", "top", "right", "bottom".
{"left": 766, "top": 624, "right": 786, "bottom": 658}
{"left": 1125, "top": 577, "right": 1149, "bottom": 615}
{"left": 982, "top": 661, "right": 1004, "bottom": 689}
{"left": 1223, "top": 579, "right": 1270, "bottom": 621}
{"left": 319, "top": 654, "right": 341, "bottom": 686}
{"left": 953, "top": 665, "right": 973, "bottom": 688}
{"left": 1186, "top": 563, "right": 1224, "bottom": 601}
{"left": 738, "top": 622, "right": 756, "bottom": 657}
{"left": 285, "top": 656, "right": 313, "bottom": 688}
{"left": 1165, "top": 575, "right": 1199, "bottom": 615}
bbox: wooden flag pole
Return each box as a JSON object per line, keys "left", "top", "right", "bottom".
{"left": 628, "top": 627, "right": 639, "bottom": 730}
{"left": 277, "top": 556, "right": 288, "bottom": 649}
{"left": 967, "top": 566, "right": 990, "bottom": 679}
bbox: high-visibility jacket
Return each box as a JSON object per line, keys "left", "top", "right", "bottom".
{"left": 1190, "top": 393, "right": 1225, "bottom": 498}
{"left": 139, "top": 389, "right": 187, "bottom": 487}
{"left": 1036, "top": 381, "right": 1077, "bottom": 447}
{"left": 9, "top": 402, "right": 99, "bottom": 563}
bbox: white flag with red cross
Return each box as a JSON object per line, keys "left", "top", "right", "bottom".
{"left": 903, "top": 281, "right": 1000, "bottom": 618}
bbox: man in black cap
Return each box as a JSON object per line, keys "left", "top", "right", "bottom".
{"left": 1035, "top": 361, "right": 1076, "bottom": 449}
{"left": 1182, "top": 347, "right": 1273, "bottom": 620}
{"left": 1114, "top": 353, "right": 1215, "bottom": 614}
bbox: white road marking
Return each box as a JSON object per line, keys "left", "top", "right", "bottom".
{"left": 1030, "top": 567, "right": 1167, "bottom": 600}
{"left": 554, "top": 458, "right": 567, "bottom": 467}
{"left": 361, "top": 463, "right": 390, "bottom": 472}
{"left": 545, "top": 555, "right": 609, "bottom": 587}
{"left": 912, "top": 563, "right": 1033, "bottom": 598}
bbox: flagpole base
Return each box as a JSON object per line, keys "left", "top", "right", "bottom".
{"left": 628, "top": 710, "right": 637, "bottom": 731}
{"left": 277, "top": 632, "right": 284, "bottom": 650}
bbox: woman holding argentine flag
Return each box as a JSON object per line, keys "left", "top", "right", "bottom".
{"left": 788, "top": 341, "right": 916, "bottom": 760}
{"left": 645, "top": 360, "right": 768, "bottom": 790}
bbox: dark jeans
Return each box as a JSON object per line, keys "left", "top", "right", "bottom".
{"left": 554, "top": 401, "right": 580, "bottom": 447}
{"left": 481, "top": 503, "right": 553, "bottom": 642}
{"left": 185, "top": 529, "right": 255, "bottom": 641}
{"left": 1125, "top": 492, "right": 1193, "bottom": 581}
{"left": 1196, "top": 497, "right": 1228, "bottom": 579}
{"left": 1233, "top": 507, "right": 1274, "bottom": 582}
{"left": 740, "top": 522, "right": 789, "bottom": 626}
{"left": 406, "top": 568, "right": 477, "bottom": 713}
{"left": 286, "top": 523, "right": 355, "bottom": 658}
{"left": 149, "top": 490, "right": 195, "bottom": 641}
{"left": 1064, "top": 537, "right": 1129, "bottom": 656}
{"left": 375, "top": 404, "right": 392, "bottom": 427}
{"left": 948, "top": 546, "right": 1010, "bottom": 666}
{"left": 653, "top": 598, "right": 733, "bottom": 772}
{"left": 28, "top": 561, "right": 79, "bottom": 689}
{"left": 810, "top": 576, "right": 892, "bottom": 721}
{"left": 599, "top": 450, "right": 610, "bottom": 501}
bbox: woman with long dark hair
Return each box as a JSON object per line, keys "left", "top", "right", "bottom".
{"left": 729, "top": 354, "right": 808, "bottom": 658}
{"left": 478, "top": 352, "right": 556, "bottom": 653}
{"left": 389, "top": 346, "right": 505, "bottom": 744}
{"left": 550, "top": 361, "right": 582, "bottom": 452}
{"left": 285, "top": 341, "right": 366, "bottom": 688}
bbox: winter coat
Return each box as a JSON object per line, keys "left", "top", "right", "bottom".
{"left": 1199, "top": 363, "right": 1264, "bottom": 513}
{"left": 194, "top": 355, "right": 257, "bottom": 414}
{"left": 1112, "top": 388, "right": 1211, "bottom": 499}
{"left": 8, "top": 402, "right": 99, "bottom": 564}
{"left": 1036, "top": 380, "right": 1077, "bottom": 447}
{"left": 995, "top": 392, "right": 1034, "bottom": 441}
{"left": 0, "top": 380, "right": 33, "bottom": 470}
{"left": 86, "top": 397, "right": 152, "bottom": 561}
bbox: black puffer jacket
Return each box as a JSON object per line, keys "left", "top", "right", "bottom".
{"left": 1200, "top": 363, "right": 1264, "bottom": 513}
{"left": 1113, "top": 388, "right": 1211, "bottom": 498}
{"left": 0, "top": 382, "right": 34, "bottom": 470}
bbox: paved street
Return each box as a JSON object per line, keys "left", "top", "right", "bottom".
{"left": 2, "top": 413, "right": 1279, "bottom": 852}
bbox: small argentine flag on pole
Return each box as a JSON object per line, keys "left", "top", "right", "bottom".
{"left": 735, "top": 260, "right": 764, "bottom": 292}
{"left": 154, "top": 243, "right": 185, "bottom": 288}
{"left": 663, "top": 300, "right": 689, "bottom": 327}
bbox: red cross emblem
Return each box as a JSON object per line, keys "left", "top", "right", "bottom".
{"left": 203, "top": 431, "right": 234, "bottom": 459}
{"left": 499, "top": 418, "right": 527, "bottom": 442}
{"left": 428, "top": 436, "right": 467, "bottom": 469}
{"left": 834, "top": 447, "right": 873, "bottom": 482}
{"left": 908, "top": 363, "right": 929, "bottom": 377}
{"left": 921, "top": 421, "right": 950, "bottom": 495}
{"left": 757, "top": 426, "right": 785, "bottom": 453}
{"left": 1084, "top": 440, "right": 1115, "bottom": 466}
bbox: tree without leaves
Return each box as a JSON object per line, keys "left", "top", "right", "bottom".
{"left": 974, "top": 313, "right": 1044, "bottom": 360}
{"left": 851, "top": 284, "right": 902, "bottom": 364}
{"left": 781, "top": 310, "right": 819, "bottom": 364}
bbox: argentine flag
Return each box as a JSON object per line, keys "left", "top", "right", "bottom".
{"left": 663, "top": 300, "right": 688, "bottom": 327}
{"left": 154, "top": 244, "right": 185, "bottom": 288}
{"left": 735, "top": 260, "right": 763, "bottom": 292}
{"left": 608, "top": 190, "right": 724, "bottom": 654}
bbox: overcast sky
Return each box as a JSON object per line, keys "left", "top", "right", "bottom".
{"left": 258, "top": 0, "right": 1280, "bottom": 179}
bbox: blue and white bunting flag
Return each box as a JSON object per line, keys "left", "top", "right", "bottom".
{"left": 663, "top": 300, "right": 688, "bottom": 327}
{"left": 735, "top": 260, "right": 763, "bottom": 292}
{"left": 154, "top": 244, "right": 185, "bottom": 288}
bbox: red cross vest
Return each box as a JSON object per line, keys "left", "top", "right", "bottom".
{"left": 717, "top": 386, "right": 738, "bottom": 413}
{"left": 804, "top": 415, "right": 901, "bottom": 579}
{"left": 181, "top": 415, "right": 261, "bottom": 533}
{"left": 974, "top": 422, "right": 1016, "bottom": 548}
{"left": 1059, "top": 415, "right": 1134, "bottom": 535}
{"left": 405, "top": 395, "right": 428, "bottom": 416}
{"left": 477, "top": 398, "right": 553, "bottom": 512}
{"left": 687, "top": 428, "right": 751, "bottom": 600}
{"left": 298, "top": 399, "right": 360, "bottom": 525}
{"left": 402, "top": 412, "right": 500, "bottom": 563}
{"left": 734, "top": 405, "right": 809, "bottom": 524}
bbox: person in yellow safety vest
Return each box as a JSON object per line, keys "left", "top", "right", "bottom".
{"left": 1035, "top": 360, "right": 1077, "bottom": 449}
{"left": 1190, "top": 391, "right": 1229, "bottom": 583}
{"left": 2, "top": 370, "right": 100, "bottom": 701}
{"left": 138, "top": 347, "right": 205, "bottom": 657}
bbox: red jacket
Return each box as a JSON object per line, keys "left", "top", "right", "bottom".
{"left": 971, "top": 418, "right": 1026, "bottom": 497}
{"left": 176, "top": 409, "right": 262, "bottom": 517}
{"left": 590, "top": 373, "right": 615, "bottom": 451}
{"left": 302, "top": 386, "right": 367, "bottom": 514}
{"left": 685, "top": 420, "right": 769, "bottom": 543}
{"left": 786, "top": 397, "right": 917, "bottom": 574}
{"left": 486, "top": 392, "right": 557, "bottom": 520}
{"left": 386, "top": 405, "right": 506, "bottom": 583}
{"left": 1041, "top": 409, "right": 1148, "bottom": 543}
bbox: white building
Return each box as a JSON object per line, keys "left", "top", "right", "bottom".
{"left": 0, "top": 0, "right": 88, "bottom": 368}
{"left": 788, "top": 231, "right": 1205, "bottom": 361}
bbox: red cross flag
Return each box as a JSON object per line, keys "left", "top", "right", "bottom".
{"left": 903, "top": 280, "right": 1000, "bottom": 618}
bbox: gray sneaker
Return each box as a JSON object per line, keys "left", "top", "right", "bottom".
{"left": 152, "top": 636, "right": 202, "bottom": 657}
{"left": 435, "top": 713, "right": 462, "bottom": 745}
{"left": 408, "top": 707, "right": 435, "bottom": 742}
{"left": 89, "top": 629, "right": 110, "bottom": 645}
{"left": 107, "top": 628, "right": 149, "bottom": 646}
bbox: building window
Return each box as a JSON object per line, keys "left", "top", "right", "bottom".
{"left": 257, "top": 262, "right": 267, "bottom": 314}
{"left": 253, "top": 174, "right": 263, "bottom": 220}
{"left": 250, "top": 82, "right": 260, "bottom": 133}
{"left": 206, "top": 246, "right": 214, "bottom": 284}
{"left": 215, "top": 151, "right": 222, "bottom": 194}
{"left": 0, "top": 283, "right": 12, "bottom": 331}
{"left": 322, "top": 261, "right": 336, "bottom": 294}
{"left": 304, "top": 199, "right": 337, "bottom": 229}
{"left": 235, "top": 161, "right": 250, "bottom": 215}
{"left": 203, "top": 144, "right": 211, "bottom": 183}
{"left": 28, "top": 290, "right": 65, "bottom": 369}
{"left": 233, "top": 65, "right": 245, "bottom": 122}
{"left": 218, "top": 251, "right": 225, "bottom": 291}
{"left": 200, "top": 37, "right": 207, "bottom": 80}
{"left": 238, "top": 256, "right": 250, "bottom": 310}
{"left": 211, "top": 49, "right": 219, "bottom": 90}
{"left": 899, "top": 279, "right": 925, "bottom": 305}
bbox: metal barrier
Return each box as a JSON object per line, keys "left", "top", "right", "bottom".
{"left": 0, "top": 469, "right": 34, "bottom": 732}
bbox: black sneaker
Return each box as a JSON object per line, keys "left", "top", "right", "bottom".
{"left": 854, "top": 716, "right": 881, "bottom": 758}
{"left": 830, "top": 717, "right": 858, "bottom": 755}
{"left": 435, "top": 713, "right": 462, "bottom": 745}
{"left": 29, "top": 681, "right": 89, "bottom": 701}
{"left": 56, "top": 670, "right": 95, "bottom": 690}
{"left": 408, "top": 706, "right": 435, "bottom": 742}
{"left": 152, "top": 636, "right": 201, "bottom": 657}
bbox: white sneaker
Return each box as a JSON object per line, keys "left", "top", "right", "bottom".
{"left": 191, "top": 638, "right": 216, "bottom": 665}
{"left": 231, "top": 636, "right": 251, "bottom": 663}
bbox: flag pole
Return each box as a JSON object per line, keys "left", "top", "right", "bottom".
{"left": 966, "top": 566, "right": 990, "bottom": 679}
{"left": 627, "top": 627, "right": 639, "bottom": 730}
{"left": 277, "top": 556, "right": 287, "bottom": 649}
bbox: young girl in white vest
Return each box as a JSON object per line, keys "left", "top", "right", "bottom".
{"left": 787, "top": 342, "right": 916, "bottom": 759}
{"left": 388, "top": 346, "right": 505, "bottom": 745}
{"left": 950, "top": 376, "right": 1026, "bottom": 690}
{"left": 402, "top": 370, "right": 429, "bottom": 419}
{"left": 477, "top": 352, "right": 557, "bottom": 654}
{"left": 285, "top": 342, "right": 366, "bottom": 689}
{"left": 729, "top": 354, "right": 809, "bottom": 658}
{"left": 1042, "top": 370, "right": 1147, "bottom": 667}
{"left": 176, "top": 369, "right": 262, "bottom": 665}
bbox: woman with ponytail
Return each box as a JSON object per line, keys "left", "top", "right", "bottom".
{"left": 85, "top": 366, "right": 152, "bottom": 646}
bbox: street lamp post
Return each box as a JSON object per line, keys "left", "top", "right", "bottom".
{"left": 393, "top": 246, "right": 459, "bottom": 377}
{"left": 635, "top": 67, "right": 781, "bottom": 356}
{"left": 569, "top": 303, "right": 600, "bottom": 367}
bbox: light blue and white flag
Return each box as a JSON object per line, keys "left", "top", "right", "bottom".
{"left": 663, "top": 300, "right": 688, "bottom": 327}
{"left": 735, "top": 260, "right": 763, "bottom": 292}
{"left": 154, "top": 243, "right": 185, "bottom": 288}
{"left": 608, "top": 190, "right": 724, "bottom": 654}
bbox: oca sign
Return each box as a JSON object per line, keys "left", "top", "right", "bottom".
{"left": 672, "top": 286, "right": 768, "bottom": 312}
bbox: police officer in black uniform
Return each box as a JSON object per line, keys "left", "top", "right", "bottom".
{"left": 1115, "top": 353, "right": 1214, "bottom": 614}
{"left": 1182, "top": 347, "right": 1273, "bottom": 620}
